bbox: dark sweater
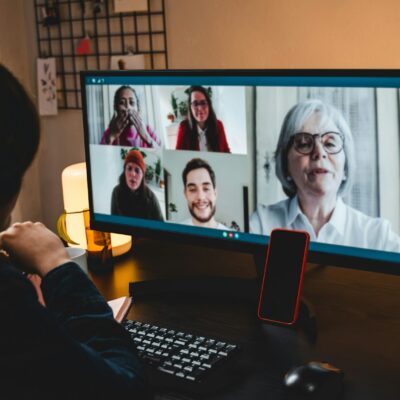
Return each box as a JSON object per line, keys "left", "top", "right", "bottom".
{"left": 111, "top": 183, "right": 164, "bottom": 221}
{"left": 0, "top": 260, "right": 148, "bottom": 399}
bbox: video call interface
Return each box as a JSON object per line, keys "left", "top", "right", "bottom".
{"left": 83, "top": 74, "right": 400, "bottom": 263}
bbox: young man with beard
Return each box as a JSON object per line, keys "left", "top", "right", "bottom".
{"left": 181, "top": 158, "right": 228, "bottom": 230}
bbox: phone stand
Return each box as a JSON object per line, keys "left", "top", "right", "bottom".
{"left": 295, "top": 298, "right": 318, "bottom": 344}
{"left": 258, "top": 297, "right": 317, "bottom": 345}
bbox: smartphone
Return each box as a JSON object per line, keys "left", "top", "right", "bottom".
{"left": 258, "top": 228, "right": 310, "bottom": 325}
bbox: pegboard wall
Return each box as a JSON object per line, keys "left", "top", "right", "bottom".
{"left": 34, "top": 0, "right": 169, "bottom": 109}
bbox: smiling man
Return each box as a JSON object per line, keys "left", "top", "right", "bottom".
{"left": 181, "top": 158, "right": 228, "bottom": 230}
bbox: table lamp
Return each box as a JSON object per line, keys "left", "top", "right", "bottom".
{"left": 58, "top": 162, "right": 132, "bottom": 259}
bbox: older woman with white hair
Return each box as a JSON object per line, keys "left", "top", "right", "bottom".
{"left": 250, "top": 99, "right": 400, "bottom": 252}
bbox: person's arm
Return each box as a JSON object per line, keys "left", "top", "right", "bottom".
{"left": 147, "top": 189, "right": 164, "bottom": 221}
{"left": 131, "top": 110, "right": 160, "bottom": 148}
{"left": 217, "top": 120, "right": 231, "bottom": 153}
{"left": 41, "top": 263, "right": 147, "bottom": 395}
{"left": 0, "top": 223, "right": 148, "bottom": 397}
{"left": 102, "top": 111, "right": 131, "bottom": 145}
{"left": 111, "top": 185, "right": 120, "bottom": 215}
{"left": 144, "top": 125, "right": 161, "bottom": 147}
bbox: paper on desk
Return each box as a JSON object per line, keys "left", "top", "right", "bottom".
{"left": 108, "top": 296, "right": 132, "bottom": 323}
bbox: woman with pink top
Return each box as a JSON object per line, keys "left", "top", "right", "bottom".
{"left": 100, "top": 85, "right": 161, "bottom": 148}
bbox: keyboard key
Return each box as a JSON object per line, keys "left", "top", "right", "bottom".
{"left": 158, "top": 365, "right": 175, "bottom": 375}
{"left": 124, "top": 319, "right": 239, "bottom": 387}
{"left": 202, "top": 355, "right": 224, "bottom": 369}
{"left": 185, "top": 368, "right": 204, "bottom": 382}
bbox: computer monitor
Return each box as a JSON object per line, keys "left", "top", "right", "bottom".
{"left": 81, "top": 70, "right": 400, "bottom": 276}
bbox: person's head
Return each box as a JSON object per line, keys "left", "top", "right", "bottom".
{"left": 122, "top": 150, "right": 146, "bottom": 192}
{"left": 182, "top": 158, "right": 217, "bottom": 224}
{"left": 187, "top": 86, "right": 214, "bottom": 129}
{"left": 188, "top": 86, "right": 217, "bottom": 129}
{"left": 0, "top": 64, "right": 40, "bottom": 231}
{"left": 186, "top": 86, "right": 220, "bottom": 151}
{"left": 113, "top": 86, "right": 139, "bottom": 116}
{"left": 275, "top": 99, "right": 355, "bottom": 200}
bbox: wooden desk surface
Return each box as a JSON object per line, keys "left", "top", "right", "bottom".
{"left": 90, "top": 238, "right": 400, "bottom": 400}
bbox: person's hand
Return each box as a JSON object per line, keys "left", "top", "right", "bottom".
{"left": 131, "top": 110, "right": 153, "bottom": 146}
{"left": 0, "top": 222, "right": 70, "bottom": 277}
{"left": 107, "top": 110, "right": 131, "bottom": 144}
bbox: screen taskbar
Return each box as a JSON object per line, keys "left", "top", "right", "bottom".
{"left": 94, "top": 213, "right": 400, "bottom": 264}
{"left": 85, "top": 74, "right": 400, "bottom": 88}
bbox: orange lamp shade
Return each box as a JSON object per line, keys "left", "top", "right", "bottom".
{"left": 61, "top": 162, "right": 131, "bottom": 257}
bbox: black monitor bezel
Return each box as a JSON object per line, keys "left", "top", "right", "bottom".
{"left": 80, "top": 69, "right": 400, "bottom": 276}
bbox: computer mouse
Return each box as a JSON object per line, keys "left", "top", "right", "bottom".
{"left": 283, "top": 361, "right": 344, "bottom": 397}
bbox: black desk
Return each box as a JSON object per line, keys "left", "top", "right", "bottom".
{"left": 90, "top": 238, "right": 400, "bottom": 400}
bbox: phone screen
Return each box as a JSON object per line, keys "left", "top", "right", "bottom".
{"left": 258, "top": 229, "right": 310, "bottom": 324}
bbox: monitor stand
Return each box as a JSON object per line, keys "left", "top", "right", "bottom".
{"left": 128, "top": 246, "right": 317, "bottom": 343}
{"left": 129, "top": 276, "right": 259, "bottom": 302}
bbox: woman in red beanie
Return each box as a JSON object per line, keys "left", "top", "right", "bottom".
{"left": 111, "top": 150, "right": 164, "bottom": 221}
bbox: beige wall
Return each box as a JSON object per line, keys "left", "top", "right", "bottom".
{"left": 166, "top": 0, "right": 400, "bottom": 69}
{"left": 2, "top": 0, "right": 400, "bottom": 230}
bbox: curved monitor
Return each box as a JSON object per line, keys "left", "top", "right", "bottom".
{"left": 81, "top": 70, "right": 400, "bottom": 275}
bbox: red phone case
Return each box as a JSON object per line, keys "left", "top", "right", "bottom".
{"left": 257, "top": 228, "right": 310, "bottom": 325}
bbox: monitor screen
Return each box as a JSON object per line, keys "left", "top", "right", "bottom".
{"left": 81, "top": 70, "right": 400, "bottom": 273}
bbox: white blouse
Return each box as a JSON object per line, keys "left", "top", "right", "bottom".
{"left": 250, "top": 196, "right": 400, "bottom": 253}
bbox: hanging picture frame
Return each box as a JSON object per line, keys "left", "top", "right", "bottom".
{"left": 37, "top": 58, "right": 58, "bottom": 116}
{"left": 110, "top": 54, "right": 145, "bottom": 70}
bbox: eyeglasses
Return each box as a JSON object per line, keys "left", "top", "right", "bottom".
{"left": 190, "top": 100, "right": 208, "bottom": 108}
{"left": 291, "top": 132, "right": 344, "bottom": 155}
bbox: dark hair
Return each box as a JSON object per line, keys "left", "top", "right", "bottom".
{"left": 116, "top": 165, "right": 145, "bottom": 209}
{"left": 186, "top": 86, "right": 219, "bottom": 151}
{"left": 0, "top": 64, "right": 40, "bottom": 205}
{"left": 113, "top": 85, "right": 140, "bottom": 111}
{"left": 182, "top": 158, "right": 216, "bottom": 188}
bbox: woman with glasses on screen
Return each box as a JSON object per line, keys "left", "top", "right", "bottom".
{"left": 175, "top": 86, "right": 231, "bottom": 153}
{"left": 100, "top": 85, "right": 161, "bottom": 148}
{"left": 250, "top": 99, "right": 400, "bottom": 252}
{"left": 111, "top": 150, "right": 164, "bottom": 221}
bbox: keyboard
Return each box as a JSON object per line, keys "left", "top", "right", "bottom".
{"left": 123, "top": 319, "right": 240, "bottom": 393}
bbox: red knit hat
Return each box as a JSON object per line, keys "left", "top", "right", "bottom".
{"left": 124, "top": 150, "right": 146, "bottom": 173}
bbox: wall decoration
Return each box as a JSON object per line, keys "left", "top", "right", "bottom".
{"left": 41, "top": 0, "right": 60, "bottom": 27}
{"left": 76, "top": 34, "right": 91, "bottom": 55}
{"left": 37, "top": 58, "right": 58, "bottom": 116}
{"left": 34, "top": 0, "right": 169, "bottom": 109}
{"left": 110, "top": 54, "right": 145, "bottom": 70}
{"left": 92, "top": 0, "right": 105, "bottom": 14}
